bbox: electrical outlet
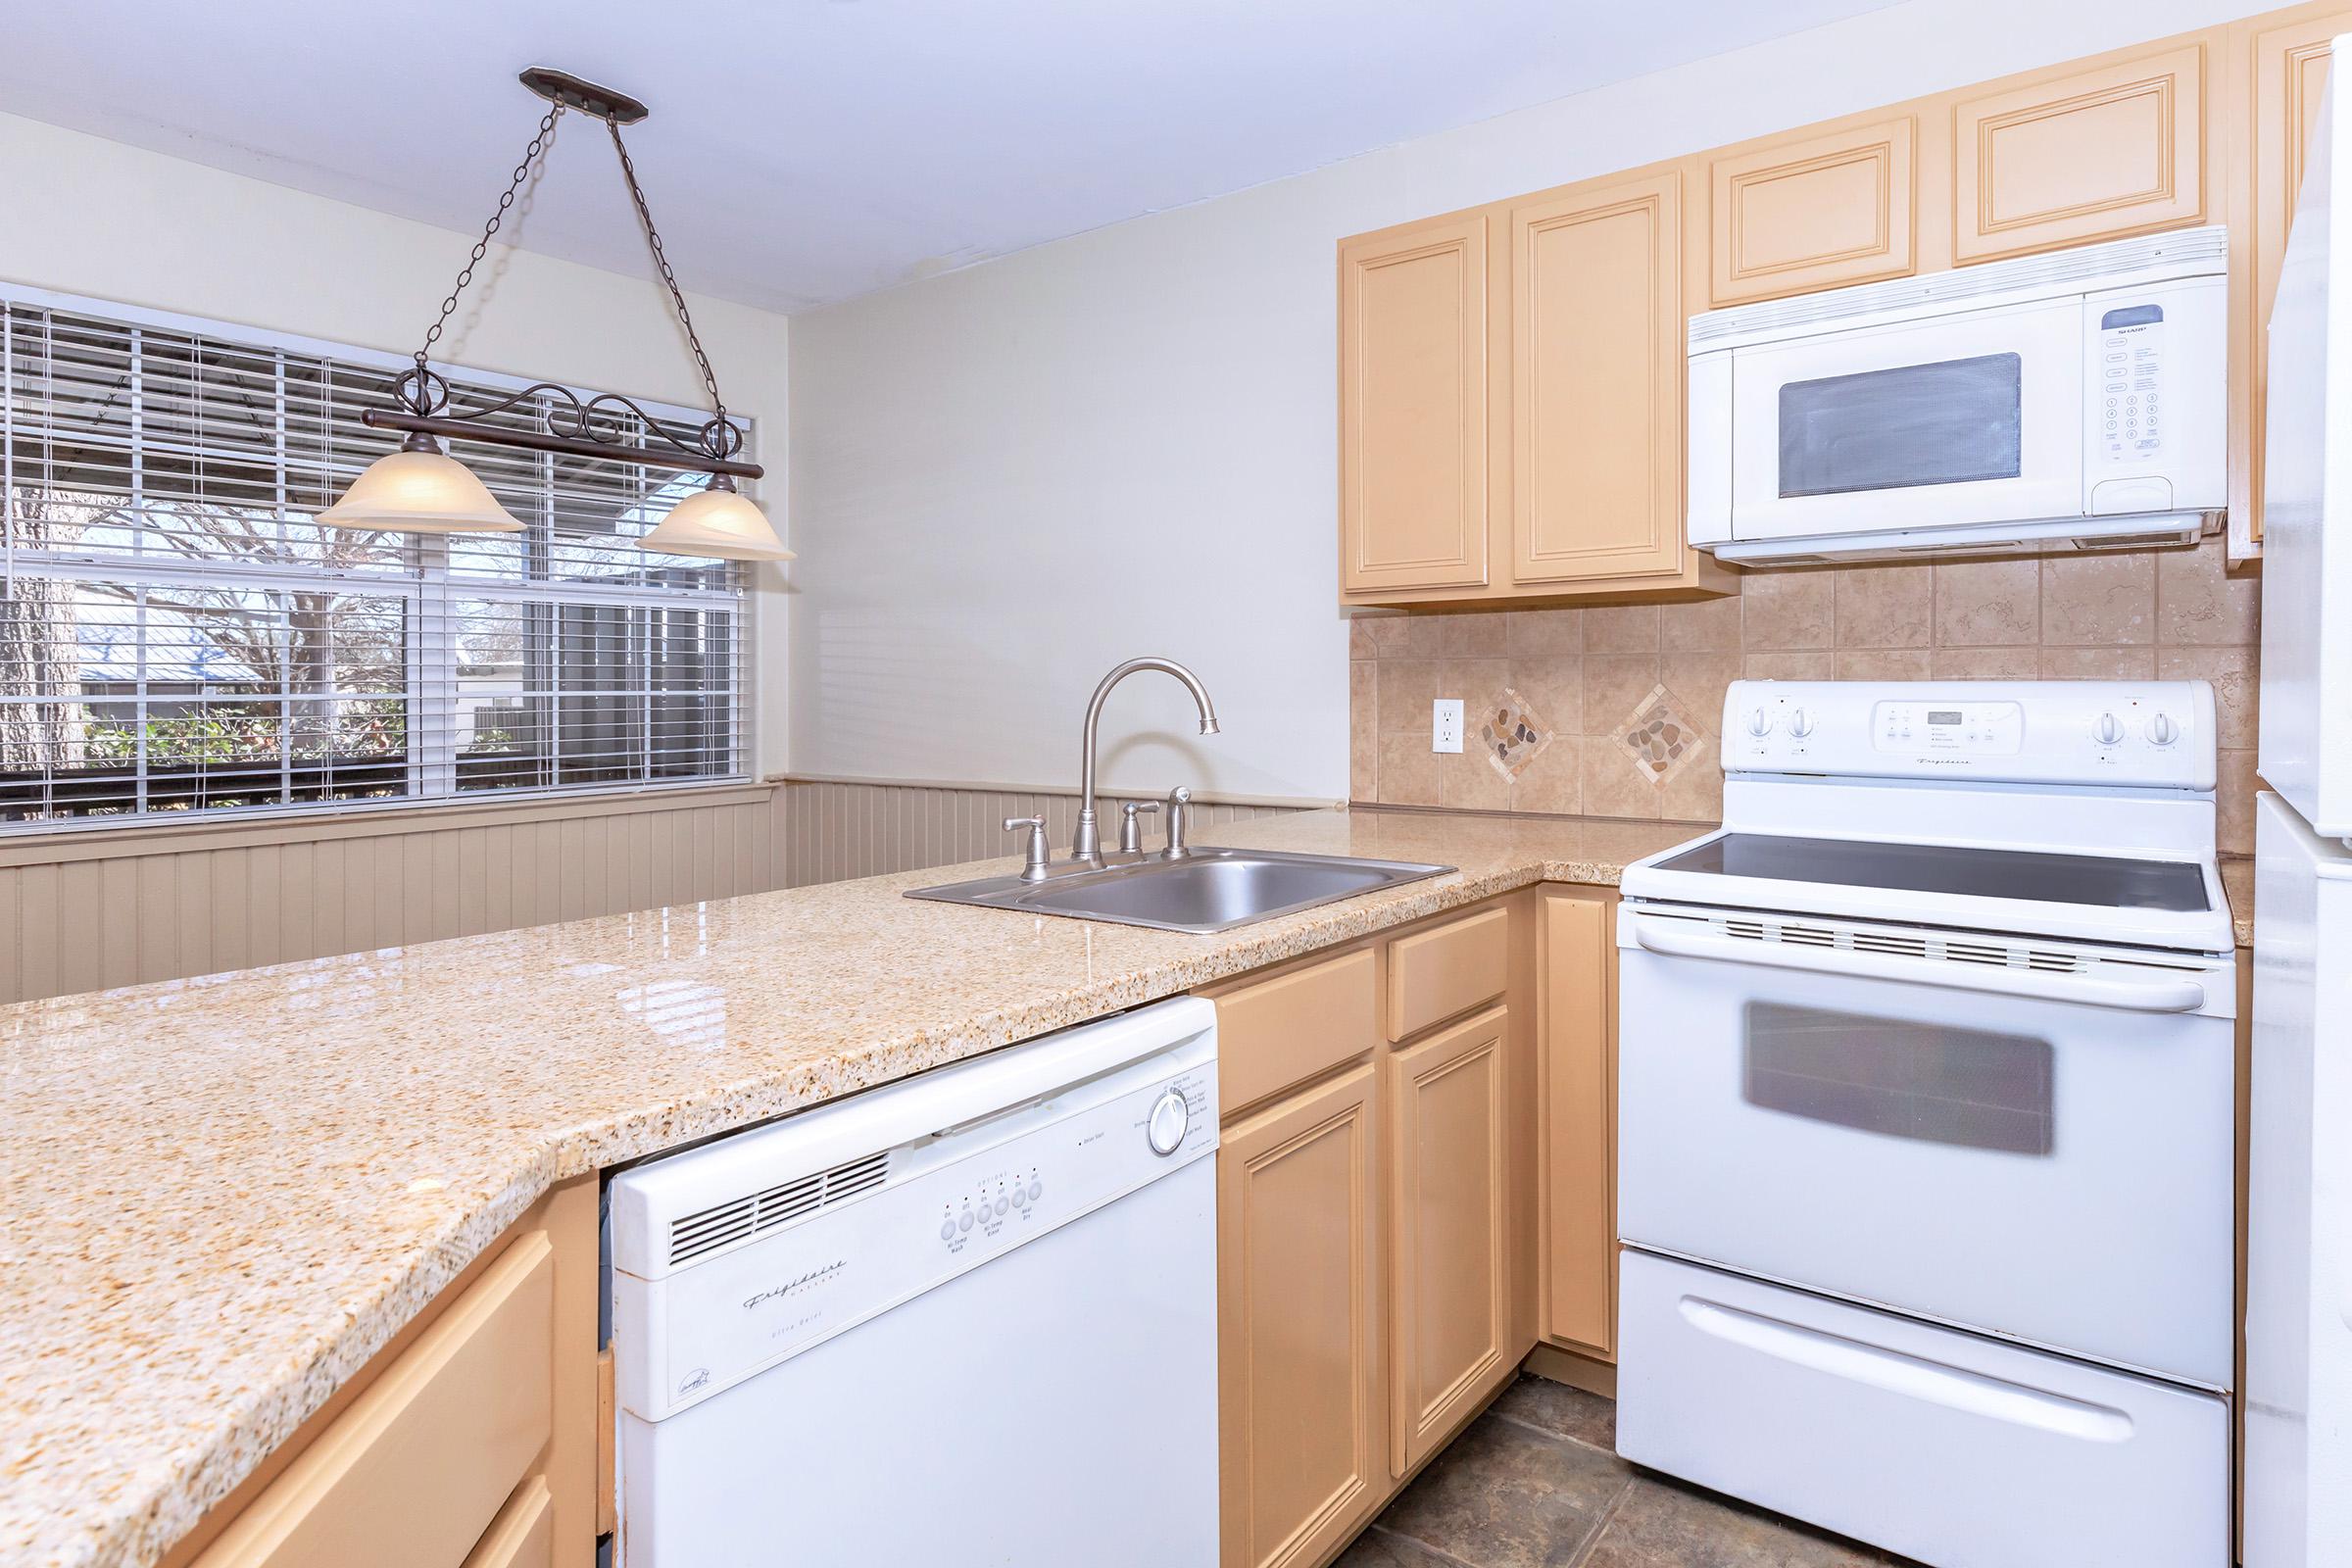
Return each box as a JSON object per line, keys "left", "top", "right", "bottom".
{"left": 1432, "top": 698, "right": 1464, "bottom": 754}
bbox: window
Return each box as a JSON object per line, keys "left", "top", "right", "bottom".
{"left": 0, "top": 289, "right": 748, "bottom": 830}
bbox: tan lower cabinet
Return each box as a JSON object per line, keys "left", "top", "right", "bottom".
{"left": 169, "top": 1178, "right": 599, "bottom": 1568}
{"left": 1217, "top": 1062, "right": 1386, "bottom": 1568}
{"left": 1207, "top": 896, "right": 1551, "bottom": 1565}
{"left": 1386, "top": 1004, "right": 1513, "bottom": 1474}
{"left": 1538, "top": 891, "right": 1616, "bottom": 1356}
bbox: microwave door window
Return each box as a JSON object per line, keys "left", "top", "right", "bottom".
{"left": 1778, "top": 352, "right": 2025, "bottom": 499}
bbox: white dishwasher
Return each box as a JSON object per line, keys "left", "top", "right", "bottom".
{"left": 608, "top": 997, "right": 1219, "bottom": 1566}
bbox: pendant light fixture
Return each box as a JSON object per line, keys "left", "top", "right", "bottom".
{"left": 320, "top": 69, "right": 791, "bottom": 563}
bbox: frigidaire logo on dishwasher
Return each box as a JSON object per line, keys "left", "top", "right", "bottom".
{"left": 743, "top": 1258, "right": 846, "bottom": 1311}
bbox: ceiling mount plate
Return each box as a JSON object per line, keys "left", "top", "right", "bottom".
{"left": 518, "top": 67, "right": 648, "bottom": 124}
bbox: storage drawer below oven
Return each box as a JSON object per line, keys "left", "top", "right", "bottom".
{"left": 1617, "top": 1250, "right": 2229, "bottom": 1568}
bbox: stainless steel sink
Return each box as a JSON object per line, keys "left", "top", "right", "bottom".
{"left": 906, "top": 847, "right": 1455, "bottom": 934}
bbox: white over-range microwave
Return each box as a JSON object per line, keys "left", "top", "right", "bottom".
{"left": 1688, "top": 225, "right": 2228, "bottom": 564}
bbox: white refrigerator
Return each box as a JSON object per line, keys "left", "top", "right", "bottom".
{"left": 2249, "top": 41, "right": 2352, "bottom": 1568}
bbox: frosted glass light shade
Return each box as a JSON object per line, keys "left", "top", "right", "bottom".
{"left": 318, "top": 448, "right": 525, "bottom": 533}
{"left": 639, "top": 485, "right": 794, "bottom": 561}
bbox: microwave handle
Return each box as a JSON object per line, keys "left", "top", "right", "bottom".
{"left": 1628, "top": 918, "right": 2206, "bottom": 1013}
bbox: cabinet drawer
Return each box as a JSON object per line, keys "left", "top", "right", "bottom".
{"left": 194, "top": 1231, "right": 557, "bottom": 1568}
{"left": 461, "top": 1478, "right": 554, "bottom": 1568}
{"left": 1386, "top": 906, "right": 1507, "bottom": 1041}
{"left": 1617, "top": 1250, "right": 2229, "bottom": 1567}
{"left": 1212, "top": 948, "right": 1379, "bottom": 1114}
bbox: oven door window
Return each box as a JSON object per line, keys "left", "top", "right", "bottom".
{"left": 1777, "top": 352, "right": 2024, "bottom": 499}
{"left": 1741, "top": 1000, "right": 2053, "bottom": 1155}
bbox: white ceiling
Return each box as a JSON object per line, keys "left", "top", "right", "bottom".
{"left": 0, "top": 0, "right": 1909, "bottom": 313}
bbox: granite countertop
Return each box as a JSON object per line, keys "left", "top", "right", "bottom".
{"left": 0, "top": 807, "right": 1697, "bottom": 1568}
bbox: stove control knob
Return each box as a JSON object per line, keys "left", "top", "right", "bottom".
{"left": 2093, "top": 712, "right": 2126, "bottom": 747}
{"left": 1147, "top": 1088, "right": 1190, "bottom": 1156}
{"left": 2147, "top": 711, "right": 2180, "bottom": 746}
{"left": 1744, "top": 709, "right": 1774, "bottom": 738}
{"left": 1787, "top": 707, "right": 1816, "bottom": 740}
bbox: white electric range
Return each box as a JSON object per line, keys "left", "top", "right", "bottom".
{"left": 1613, "top": 679, "right": 2235, "bottom": 1568}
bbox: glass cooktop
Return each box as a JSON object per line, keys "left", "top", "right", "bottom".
{"left": 1652, "top": 833, "right": 2211, "bottom": 912}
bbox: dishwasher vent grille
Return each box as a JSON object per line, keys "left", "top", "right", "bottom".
{"left": 667, "top": 1150, "right": 892, "bottom": 1266}
{"left": 1715, "top": 917, "right": 2085, "bottom": 973}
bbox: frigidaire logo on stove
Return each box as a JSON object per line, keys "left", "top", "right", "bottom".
{"left": 743, "top": 1258, "right": 847, "bottom": 1310}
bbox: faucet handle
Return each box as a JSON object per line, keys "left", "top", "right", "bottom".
{"left": 1163, "top": 785, "right": 1195, "bottom": 858}
{"left": 1118, "top": 800, "right": 1162, "bottom": 854}
{"left": 1003, "top": 815, "right": 1052, "bottom": 882}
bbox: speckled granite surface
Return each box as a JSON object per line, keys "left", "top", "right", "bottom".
{"left": 0, "top": 807, "right": 1698, "bottom": 1568}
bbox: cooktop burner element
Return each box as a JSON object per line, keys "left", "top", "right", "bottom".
{"left": 1652, "top": 832, "right": 2212, "bottom": 912}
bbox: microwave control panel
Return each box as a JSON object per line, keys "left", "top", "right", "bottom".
{"left": 2098, "top": 303, "right": 2165, "bottom": 464}
{"left": 2080, "top": 271, "right": 2227, "bottom": 514}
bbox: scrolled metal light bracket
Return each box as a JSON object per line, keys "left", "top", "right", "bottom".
{"left": 378, "top": 67, "right": 761, "bottom": 483}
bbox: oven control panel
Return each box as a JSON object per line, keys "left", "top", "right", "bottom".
{"left": 1725, "top": 680, "right": 2215, "bottom": 788}
{"left": 1871, "top": 700, "right": 2024, "bottom": 755}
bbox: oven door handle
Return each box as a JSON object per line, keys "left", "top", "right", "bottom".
{"left": 1628, "top": 920, "right": 2208, "bottom": 1013}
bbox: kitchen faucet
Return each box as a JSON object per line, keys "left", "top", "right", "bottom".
{"left": 1072, "top": 658, "right": 1219, "bottom": 864}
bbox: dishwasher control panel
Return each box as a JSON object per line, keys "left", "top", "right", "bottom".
{"left": 611, "top": 1017, "right": 1217, "bottom": 1424}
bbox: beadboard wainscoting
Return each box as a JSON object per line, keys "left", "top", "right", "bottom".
{"left": 0, "top": 785, "right": 787, "bottom": 1004}
{"left": 778, "top": 777, "right": 1322, "bottom": 888}
{"left": 1349, "top": 536, "right": 2264, "bottom": 851}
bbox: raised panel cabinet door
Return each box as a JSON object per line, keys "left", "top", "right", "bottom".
{"left": 1339, "top": 217, "right": 1491, "bottom": 594}
{"left": 1540, "top": 893, "right": 1614, "bottom": 1354}
{"left": 1388, "top": 1004, "right": 1512, "bottom": 1474}
{"left": 1709, "top": 117, "right": 1918, "bottom": 305}
{"left": 2246, "top": 11, "right": 2352, "bottom": 546}
{"left": 1954, "top": 42, "right": 2207, "bottom": 264}
{"left": 1508, "top": 172, "right": 1685, "bottom": 586}
{"left": 1218, "top": 1062, "right": 1384, "bottom": 1568}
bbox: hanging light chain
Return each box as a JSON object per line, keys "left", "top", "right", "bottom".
{"left": 411, "top": 101, "right": 566, "bottom": 397}
{"left": 603, "top": 114, "right": 730, "bottom": 443}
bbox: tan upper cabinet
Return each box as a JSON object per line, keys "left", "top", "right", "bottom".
{"left": 1507, "top": 172, "right": 1689, "bottom": 588}
{"left": 1217, "top": 1061, "right": 1385, "bottom": 1568}
{"left": 1953, "top": 42, "right": 2209, "bottom": 264}
{"left": 1387, "top": 1004, "right": 1512, "bottom": 1474}
{"left": 1708, "top": 117, "right": 1919, "bottom": 305}
{"left": 1338, "top": 216, "right": 1491, "bottom": 595}
{"left": 2238, "top": 6, "right": 2352, "bottom": 550}
{"left": 1538, "top": 891, "right": 1616, "bottom": 1357}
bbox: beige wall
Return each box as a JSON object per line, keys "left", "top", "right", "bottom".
{"left": 780, "top": 778, "right": 1311, "bottom": 888}
{"left": 0, "top": 788, "right": 787, "bottom": 1004}
{"left": 789, "top": 0, "right": 2279, "bottom": 807}
{"left": 1349, "top": 535, "right": 2263, "bottom": 852}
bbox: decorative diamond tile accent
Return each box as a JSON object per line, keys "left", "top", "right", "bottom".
{"left": 1478, "top": 687, "right": 1551, "bottom": 781}
{"left": 1612, "top": 684, "right": 1702, "bottom": 783}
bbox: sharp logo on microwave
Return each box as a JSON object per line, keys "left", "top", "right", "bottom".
{"left": 743, "top": 1258, "right": 847, "bottom": 1310}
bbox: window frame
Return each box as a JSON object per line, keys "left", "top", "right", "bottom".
{"left": 0, "top": 282, "right": 757, "bottom": 839}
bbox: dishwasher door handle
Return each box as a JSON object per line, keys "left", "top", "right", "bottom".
{"left": 1628, "top": 918, "right": 2207, "bottom": 1013}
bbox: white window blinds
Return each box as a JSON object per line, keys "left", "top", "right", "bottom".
{"left": 0, "top": 290, "right": 749, "bottom": 830}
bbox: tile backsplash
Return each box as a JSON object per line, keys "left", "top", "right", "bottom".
{"left": 1348, "top": 536, "right": 2262, "bottom": 852}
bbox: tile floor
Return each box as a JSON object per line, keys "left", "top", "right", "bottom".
{"left": 1336, "top": 1375, "right": 1923, "bottom": 1568}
